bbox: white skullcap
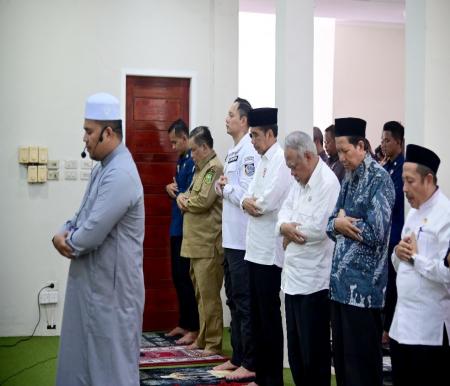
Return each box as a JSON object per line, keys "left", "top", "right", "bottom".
{"left": 84, "top": 92, "right": 121, "bottom": 120}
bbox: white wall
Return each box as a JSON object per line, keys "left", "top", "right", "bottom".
{"left": 422, "top": 0, "right": 450, "bottom": 195}
{"left": 0, "top": 0, "right": 238, "bottom": 336}
{"left": 333, "top": 22, "right": 405, "bottom": 151}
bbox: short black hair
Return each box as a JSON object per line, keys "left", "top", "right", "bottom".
{"left": 347, "top": 136, "right": 369, "bottom": 151}
{"left": 189, "top": 126, "right": 213, "bottom": 148}
{"left": 168, "top": 118, "right": 189, "bottom": 137}
{"left": 324, "top": 124, "right": 335, "bottom": 138}
{"left": 313, "top": 127, "right": 323, "bottom": 145}
{"left": 383, "top": 121, "right": 404, "bottom": 143}
{"left": 416, "top": 164, "right": 437, "bottom": 185}
{"left": 234, "top": 97, "right": 252, "bottom": 119}
{"left": 95, "top": 120, "right": 122, "bottom": 139}
{"left": 254, "top": 124, "right": 278, "bottom": 138}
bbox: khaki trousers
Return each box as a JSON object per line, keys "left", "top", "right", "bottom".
{"left": 189, "top": 251, "right": 224, "bottom": 353}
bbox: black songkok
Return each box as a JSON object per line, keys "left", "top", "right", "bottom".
{"left": 406, "top": 144, "right": 440, "bottom": 174}
{"left": 248, "top": 108, "right": 278, "bottom": 127}
{"left": 334, "top": 117, "right": 366, "bottom": 138}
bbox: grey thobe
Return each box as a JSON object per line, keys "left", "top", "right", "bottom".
{"left": 55, "top": 143, "right": 145, "bottom": 386}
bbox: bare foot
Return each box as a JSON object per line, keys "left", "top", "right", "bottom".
{"left": 186, "top": 342, "right": 200, "bottom": 350}
{"left": 226, "top": 366, "right": 256, "bottom": 381}
{"left": 247, "top": 382, "right": 259, "bottom": 386}
{"left": 194, "top": 348, "right": 218, "bottom": 357}
{"left": 176, "top": 331, "right": 198, "bottom": 345}
{"left": 213, "top": 360, "right": 238, "bottom": 371}
{"left": 165, "top": 326, "right": 187, "bottom": 337}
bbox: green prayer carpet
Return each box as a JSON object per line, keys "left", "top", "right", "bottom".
{"left": 0, "top": 329, "right": 336, "bottom": 386}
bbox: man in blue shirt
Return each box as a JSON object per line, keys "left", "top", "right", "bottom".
{"left": 326, "top": 117, "right": 395, "bottom": 386}
{"left": 380, "top": 121, "right": 405, "bottom": 343}
{"left": 165, "top": 119, "right": 198, "bottom": 344}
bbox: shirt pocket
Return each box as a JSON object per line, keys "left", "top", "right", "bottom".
{"left": 416, "top": 228, "right": 437, "bottom": 260}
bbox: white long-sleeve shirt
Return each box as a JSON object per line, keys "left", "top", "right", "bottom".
{"left": 389, "top": 188, "right": 450, "bottom": 346}
{"left": 242, "top": 142, "right": 293, "bottom": 267}
{"left": 276, "top": 159, "right": 340, "bottom": 295}
{"left": 216, "top": 134, "right": 260, "bottom": 250}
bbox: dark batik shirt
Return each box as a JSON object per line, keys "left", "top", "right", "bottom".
{"left": 327, "top": 154, "right": 395, "bottom": 308}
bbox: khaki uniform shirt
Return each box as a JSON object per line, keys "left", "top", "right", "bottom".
{"left": 181, "top": 151, "right": 223, "bottom": 258}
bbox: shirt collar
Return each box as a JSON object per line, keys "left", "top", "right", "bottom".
{"left": 328, "top": 153, "right": 339, "bottom": 163}
{"left": 304, "top": 158, "right": 323, "bottom": 190}
{"left": 386, "top": 153, "right": 404, "bottom": 167}
{"left": 352, "top": 152, "right": 372, "bottom": 179}
{"left": 101, "top": 142, "right": 125, "bottom": 167}
{"left": 196, "top": 150, "right": 217, "bottom": 170}
{"left": 418, "top": 187, "right": 440, "bottom": 211}
{"left": 179, "top": 149, "right": 192, "bottom": 162}
{"left": 262, "top": 141, "right": 280, "bottom": 161}
{"left": 232, "top": 132, "right": 251, "bottom": 153}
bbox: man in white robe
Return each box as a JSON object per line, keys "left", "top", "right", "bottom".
{"left": 389, "top": 144, "right": 450, "bottom": 386}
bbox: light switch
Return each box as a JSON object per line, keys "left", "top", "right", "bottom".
{"left": 27, "top": 165, "right": 38, "bottom": 183}
{"left": 19, "top": 147, "right": 29, "bottom": 163}
{"left": 38, "top": 165, "right": 47, "bottom": 182}
{"left": 29, "top": 147, "right": 39, "bottom": 163}
{"left": 47, "top": 160, "right": 59, "bottom": 170}
{"left": 38, "top": 147, "right": 48, "bottom": 164}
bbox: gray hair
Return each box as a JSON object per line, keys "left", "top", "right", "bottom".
{"left": 285, "top": 131, "right": 317, "bottom": 157}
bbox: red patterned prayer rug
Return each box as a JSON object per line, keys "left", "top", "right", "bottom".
{"left": 140, "top": 365, "right": 252, "bottom": 385}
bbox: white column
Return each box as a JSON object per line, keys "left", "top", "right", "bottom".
{"left": 275, "top": 0, "right": 314, "bottom": 368}
{"left": 406, "top": 0, "right": 450, "bottom": 194}
{"left": 275, "top": 0, "right": 314, "bottom": 141}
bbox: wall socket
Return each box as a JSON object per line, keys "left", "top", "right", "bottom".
{"left": 48, "top": 170, "right": 59, "bottom": 180}
{"left": 65, "top": 170, "right": 77, "bottom": 180}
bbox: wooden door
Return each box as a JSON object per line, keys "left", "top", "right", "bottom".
{"left": 126, "top": 75, "right": 190, "bottom": 331}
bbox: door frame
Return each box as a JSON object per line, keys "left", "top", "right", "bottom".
{"left": 120, "top": 68, "right": 198, "bottom": 141}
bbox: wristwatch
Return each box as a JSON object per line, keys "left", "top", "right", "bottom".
{"left": 408, "top": 255, "right": 415, "bottom": 266}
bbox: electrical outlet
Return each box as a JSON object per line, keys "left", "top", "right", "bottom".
{"left": 80, "top": 159, "right": 93, "bottom": 169}
{"left": 48, "top": 170, "right": 59, "bottom": 181}
{"left": 39, "top": 290, "right": 58, "bottom": 304}
{"left": 80, "top": 170, "right": 91, "bottom": 180}
{"left": 65, "top": 160, "right": 78, "bottom": 169}
{"left": 65, "top": 170, "right": 77, "bottom": 180}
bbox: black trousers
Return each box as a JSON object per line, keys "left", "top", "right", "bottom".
{"left": 170, "top": 236, "right": 199, "bottom": 331}
{"left": 223, "top": 248, "right": 255, "bottom": 370}
{"left": 383, "top": 244, "right": 397, "bottom": 332}
{"left": 285, "top": 290, "right": 331, "bottom": 386}
{"left": 248, "top": 261, "right": 283, "bottom": 386}
{"left": 331, "top": 300, "right": 383, "bottom": 386}
{"left": 390, "top": 328, "right": 450, "bottom": 386}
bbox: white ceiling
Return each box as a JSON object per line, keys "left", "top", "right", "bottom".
{"left": 240, "top": 0, "right": 405, "bottom": 24}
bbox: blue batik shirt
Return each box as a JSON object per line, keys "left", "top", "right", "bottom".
{"left": 383, "top": 153, "right": 405, "bottom": 248}
{"left": 170, "top": 151, "right": 195, "bottom": 237}
{"left": 327, "top": 154, "right": 395, "bottom": 308}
